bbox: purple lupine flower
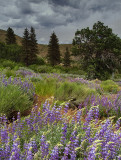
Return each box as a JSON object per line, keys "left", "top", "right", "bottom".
{"left": 49, "top": 146, "right": 59, "bottom": 160}
{"left": 70, "top": 150, "right": 76, "bottom": 160}
{"left": 87, "top": 143, "right": 96, "bottom": 160}
{"left": 26, "top": 141, "right": 33, "bottom": 160}
{"left": 103, "top": 141, "right": 117, "bottom": 160}
{"left": 115, "top": 118, "right": 121, "bottom": 130}
{"left": 62, "top": 145, "right": 70, "bottom": 160}
{"left": 84, "top": 106, "right": 99, "bottom": 128}
{"left": 69, "top": 129, "right": 78, "bottom": 159}
{"left": 64, "top": 104, "right": 69, "bottom": 114}
{"left": 1, "top": 135, "right": 11, "bottom": 159}
{"left": 61, "top": 123, "right": 68, "bottom": 144}
{"left": 85, "top": 126, "right": 91, "bottom": 138}
{"left": 96, "top": 119, "right": 111, "bottom": 138}
{"left": 1, "top": 124, "right": 8, "bottom": 143}
{"left": 40, "top": 135, "right": 49, "bottom": 159}
{"left": 9, "top": 134, "right": 21, "bottom": 160}
{"left": 76, "top": 109, "right": 81, "bottom": 124}
{"left": 31, "top": 138, "right": 38, "bottom": 153}
{"left": 117, "top": 155, "right": 121, "bottom": 160}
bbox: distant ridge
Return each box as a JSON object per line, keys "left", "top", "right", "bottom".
{"left": 0, "top": 29, "right": 72, "bottom": 57}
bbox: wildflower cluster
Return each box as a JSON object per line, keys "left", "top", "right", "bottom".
{"left": 0, "top": 74, "right": 35, "bottom": 99}
{"left": 0, "top": 102, "right": 121, "bottom": 159}
{"left": 79, "top": 94, "right": 121, "bottom": 120}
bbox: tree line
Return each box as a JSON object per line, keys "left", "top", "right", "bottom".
{"left": 0, "top": 21, "right": 121, "bottom": 80}
{"left": 1, "top": 27, "right": 38, "bottom": 65}
{"left": 0, "top": 27, "right": 71, "bottom": 67}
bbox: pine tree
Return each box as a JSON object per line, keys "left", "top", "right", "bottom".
{"left": 48, "top": 32, "right": 61, "bottom": 66}
{"left": 22, "top": 28, "right": 31, "bottom": 66}
{"left": 29, "top": 27, "right": 38, "bottom": 64}
{"left": 6, "top": 27, "right": 16, "bottom": 45}
{"left": 64, "top": 47, "right": 71, "bottom": 67}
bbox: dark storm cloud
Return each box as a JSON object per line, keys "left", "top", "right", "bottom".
{"left": 15, "top": 0, "right": 36, "bottom": 15}
{"left": 48, "top": 0, "right": 80, "bottom": 8}
{"left": 89, "top": 0, "right": 121, "bottom": 13}
{"left": 0, "top": 0, "right": 121, "bottom": 43}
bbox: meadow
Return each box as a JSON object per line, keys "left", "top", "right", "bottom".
{"left": 0, "top": 59, "right": 121, "bottom": 160}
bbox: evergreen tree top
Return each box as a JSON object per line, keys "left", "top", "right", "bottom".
{"left": 47, "top": 31, "right": 60, "bottom": 66}
{"left": 6, "top": 27, "right": 16, "bottom": 45}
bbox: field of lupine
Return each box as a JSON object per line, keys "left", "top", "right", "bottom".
{"left": 0, "top": 64, "right": 121, "bottom": 159}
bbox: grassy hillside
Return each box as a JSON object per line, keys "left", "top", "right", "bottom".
{"left": 0, "top": 29, "right": 72, "bottom": 58}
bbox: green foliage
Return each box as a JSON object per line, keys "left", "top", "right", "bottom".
{"left": 3, "top": 69, "right": 16, "bottom": 78}
{"left": 35, "top": 57, "right": 46, "bottom": 65}
{"left": 0, "top": 59, "right": 20, "bottom": 69}
{"left": 30, "top": 65, "right": 62, "bottom": 74}
{"left": 22, "top": 28, "right": 31, "bottom": 66}
{"left": 55, "top": 81, "right": 97, "bottom": 103}
{"left": 29, "top": 27, "right": 38, "bottom": 64}
{"left": 28, "top": 64, "right": 39, "bottom": 72}
{"left": 6, "top": 44, "right": 22, "bottom": 62}
{"left": 34, "top": 78, "right": 57, "bottom": 96}
{"left": 47, "top": 32, "right": 61, "bottom": 66}
{"left": 5, "top": 27, "right": 16, "bottom": 45}
{"left": 101, "top": 80, "right": 119, "bottom": 93}
{"left": 29, "top": 64, "right": 85, "bottom": 76}
{"left": 0, "top": 42, "right": 22, "bottom": 62}
{"left": 72, "top": 21, "right": 121, "bottom": 80}
{"left": 0, "top": 84, "right": 32, "bottom": 118}
{"left": 36, "top": 65, "right": 54, "bottom": 73}
{"left": 22, "top": 27, "right": 38, "bottom": 66}
{"left": 63, "top": 47, "right": 71, "bottom": 67}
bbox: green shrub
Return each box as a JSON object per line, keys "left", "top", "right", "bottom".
{"left": 0, "top": 59, "right": 22, "bottom": 70}
{"left": 34, "top": 78, "right": 57, "bottom": 96}
{"left": 36, "top": 65, "right": 53, "bottom": 73}
{"left": 113, "top": 73, "right": 121, "bottom": 80}
{"left": 29, "top": 64, "right": 85, "bottom": 76}
{"left": 0, "top": 84, "right": 32, "bottom": 119}
{"left": 55, "top": 81, "right": 97, "bottom": 103}
{"left": 3, "top": 69, "right": 16, "bottom": 78}
{"left": 28, "top": 64, "right": 39, "bottom": 72}
{"left": 1, "top": 60, "right": 17, "bottom": 69}
{"left": 35, "top": 57, "right": 46, "bottom": 65}
{"left": 101, "top": 80, "right": 119, "bottom": 93}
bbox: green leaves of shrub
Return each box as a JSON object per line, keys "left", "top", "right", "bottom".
{"left": 34, "top": 78, "right": 57, "bottom": 96}
{"left": 55, "top": 81, "right": 97, "bottom": 102}
{"left": 0, "top": 84, "right": 32, "bottom": 118}
{"left": 101, "top": 80, "right": 119, "bottom": 94}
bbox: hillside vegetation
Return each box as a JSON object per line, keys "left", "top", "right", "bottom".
{"left": 0, "top": 29, "right": 72, "bottom": 58}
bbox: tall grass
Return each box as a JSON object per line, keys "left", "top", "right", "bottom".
{"left": 101, "top": 80, "right": 119, "bottom": 93}
{"left": 0, "top": 84, "right": 32, "bottom": 119}
{"left": 34, "top": 78, "right": 58, "bottom": 97}
{"left": 55, "top": 81, "right": 98, "bottom": 102}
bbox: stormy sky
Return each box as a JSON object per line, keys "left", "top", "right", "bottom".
{"left": 0, "top": 0, "right": 121, "bottom": 44}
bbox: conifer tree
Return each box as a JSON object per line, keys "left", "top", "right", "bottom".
{"left": 48, "top": 32, "right": 61, "bottom": 66}
{"left": 29, "top": 27, "right": 38, "bottom": 64}
{"left": 22, "top": 28, "right": 31, "bottom": 66}
{"left": 64, "top": 47, "right": 71, "bottom": 67}
{"left": 6, "top": 27, "right": 16, "bottom": 45}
